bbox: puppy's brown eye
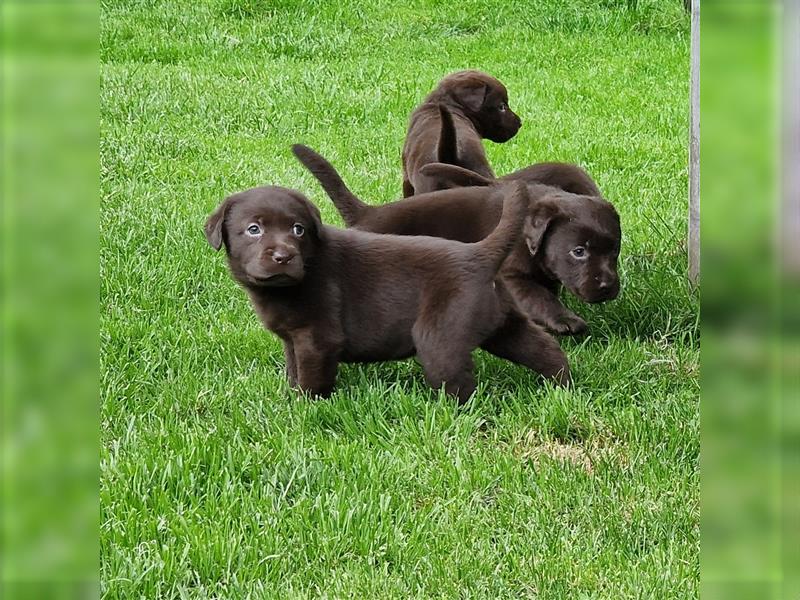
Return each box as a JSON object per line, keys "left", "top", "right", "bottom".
{"left": 246, "top": 224, "right": 261, "bottom": 236}
{"left": 570, "top": 246, "right": 587, "bottom": 259}
{"left": 498, "top": 103, "right": 508, "bottom": 112}
{"left": 292, "top": 223, "right": 305, "bottom": 237}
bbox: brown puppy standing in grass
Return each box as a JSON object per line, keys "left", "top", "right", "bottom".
{"left": 293, "top": 145, "right": 621, "bottom": 336}
{"left": 402, "top": 70, "right": 521, "bottom": 197}
{"left": 205, "top": 181, "right": 569, "bottom": 402}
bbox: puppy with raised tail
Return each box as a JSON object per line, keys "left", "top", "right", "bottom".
{"left": 205, "top": 179, "right": 568, "bottom": 402}
{"left": 402, "top": 70, "right": 521, "bottom": 197}
{"left": 294, "top": 145, "right": 621, "bottom": 337}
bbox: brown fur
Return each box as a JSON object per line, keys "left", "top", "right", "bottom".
{"left": 205, "top": 183, "right": 569, "bottom": 402}
{"left": 401, "top": 70, "right": 521, "bottom": 197}
{"left": 293, "top": 145, "right": 621, "bottom": 336}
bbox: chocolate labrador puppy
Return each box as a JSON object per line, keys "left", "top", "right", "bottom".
{"left": 205, "top": 182, "right": 569, "bottom": 403}
{"left": 402, "top": 70, "right": 521, "bottom": 197}
{"left": 293, "top": 145, "right": 621, "bottom": 336}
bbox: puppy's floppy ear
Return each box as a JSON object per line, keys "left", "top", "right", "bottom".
{"left": 524, "top": 199, "right": 565, "bottom": 256}
{"left": 304, "top": 198, "right": 324, "bottom": 239}
{"left": 204, "top": 197, "right": 233, "bottom": 251}
{"left": 452, "top": 83, "right": 488, "bottom": 112}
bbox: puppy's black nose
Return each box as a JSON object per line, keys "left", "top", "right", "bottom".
{"left": 270, "top": 249, "right": 294, "bottom": 264}
{"left": 596, "top": 278, "right": 620, "bottom": 301}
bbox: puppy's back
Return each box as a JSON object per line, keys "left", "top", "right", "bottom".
{"left": 422, "top": 161, "right": 603, "bottom": 198}
{"left": 331, "top": 181, "right": 527, "bottom": 285}
{"left": 352, "top": 187, "right": 503, "bottom": 242}
{"left": 323, "top": 226, "right": 487, "bottom": 358}
{"left": 501, "top": 162, "right": 602, "bottom": 197}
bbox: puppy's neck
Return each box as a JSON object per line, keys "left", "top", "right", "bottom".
{"left": 529, "top": 260, "right": 561, "bottom": 294}
{"left": 506, "top": 243, "right": 561, "bottom": 293}
{"left": 424, "top": 95, "right": 471, "bottom": 120}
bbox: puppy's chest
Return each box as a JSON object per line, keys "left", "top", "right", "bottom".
{"left": 249, "top": 290, "right": 338, "bottom": 338}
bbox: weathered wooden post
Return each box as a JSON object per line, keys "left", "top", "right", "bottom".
{"left": 786, "top": 0, "right": 800, "bottom": 275}
{"left": 688, "top": 0, "right": 700, "bottom": 284}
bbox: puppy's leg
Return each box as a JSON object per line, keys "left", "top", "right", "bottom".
{"left": 291, "top": 330, "right": 339, "bottom": 398}
{"left": 413, "top": 328, "right": 477, "bottom": 403}
{"left": 481, "top": 315, "right": 571, "bottom": 386}
{"left": 403, "top": 178, "right": 415, "bottom": 198}
{"left": 283, "top": 340, "right": 298, "bottom": 387}
{"left": 418, "top": 348, "right": 477, "bottom": 404}
{"left": 504, "top": 276, "right": 588, "bottom": 336}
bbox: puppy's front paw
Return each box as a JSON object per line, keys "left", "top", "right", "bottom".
{"left": 550, "top": 313, "right": 588, "bottom": 336}
{"left": 295, "top": 382, "right": 334, "bottom": 399}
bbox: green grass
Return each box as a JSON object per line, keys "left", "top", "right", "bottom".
{"left": 101, "top": 0, "right": 697, "bottom": 597}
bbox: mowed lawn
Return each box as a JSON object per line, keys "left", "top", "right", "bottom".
{"left": 101, "top": 0, "right": 697, "bottom": 597}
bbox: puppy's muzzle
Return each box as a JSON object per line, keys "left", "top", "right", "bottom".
{"left": 589, "top": 277, "right": 620, "bottom": 303}
{"left": 267, "top": 247, "right": 296, "bottom": 265}
{"left": 495, "top": 115, "right": 521, "bottom": 142}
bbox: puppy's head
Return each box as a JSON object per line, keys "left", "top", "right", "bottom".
{"left": 524, "top": 191, "right": 621, "bottom": 303}
{"left": 438, "top": 70, "right": 521, "bottom": 143}
{"left": 205, "top": 186, "right": 323, "bottom": 288}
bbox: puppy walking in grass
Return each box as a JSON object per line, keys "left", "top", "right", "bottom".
{"left": 402, "top": 70, "right": 521, "bottom": 196}
{"left": 205, "top": 179, "right": 568, "bottom": 402}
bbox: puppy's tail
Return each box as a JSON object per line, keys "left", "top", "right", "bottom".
{"left": 436, "top": 104, "right": 459, "bottom": 165}
{"left": 475, "top": 180, "right": 528, "bottom": 274}
{"left": 420, "top": 162, "right": 495, "bottom": 188}
{"left": 291, "top": 144, "right": 369, "bottom": 226}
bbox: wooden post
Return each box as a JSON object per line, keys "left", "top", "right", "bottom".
{"left": 688, "top": 0, "right": 700, "bottom": 285}
{"left": 786, "top": 0, "right": 800, "bottom": 275}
